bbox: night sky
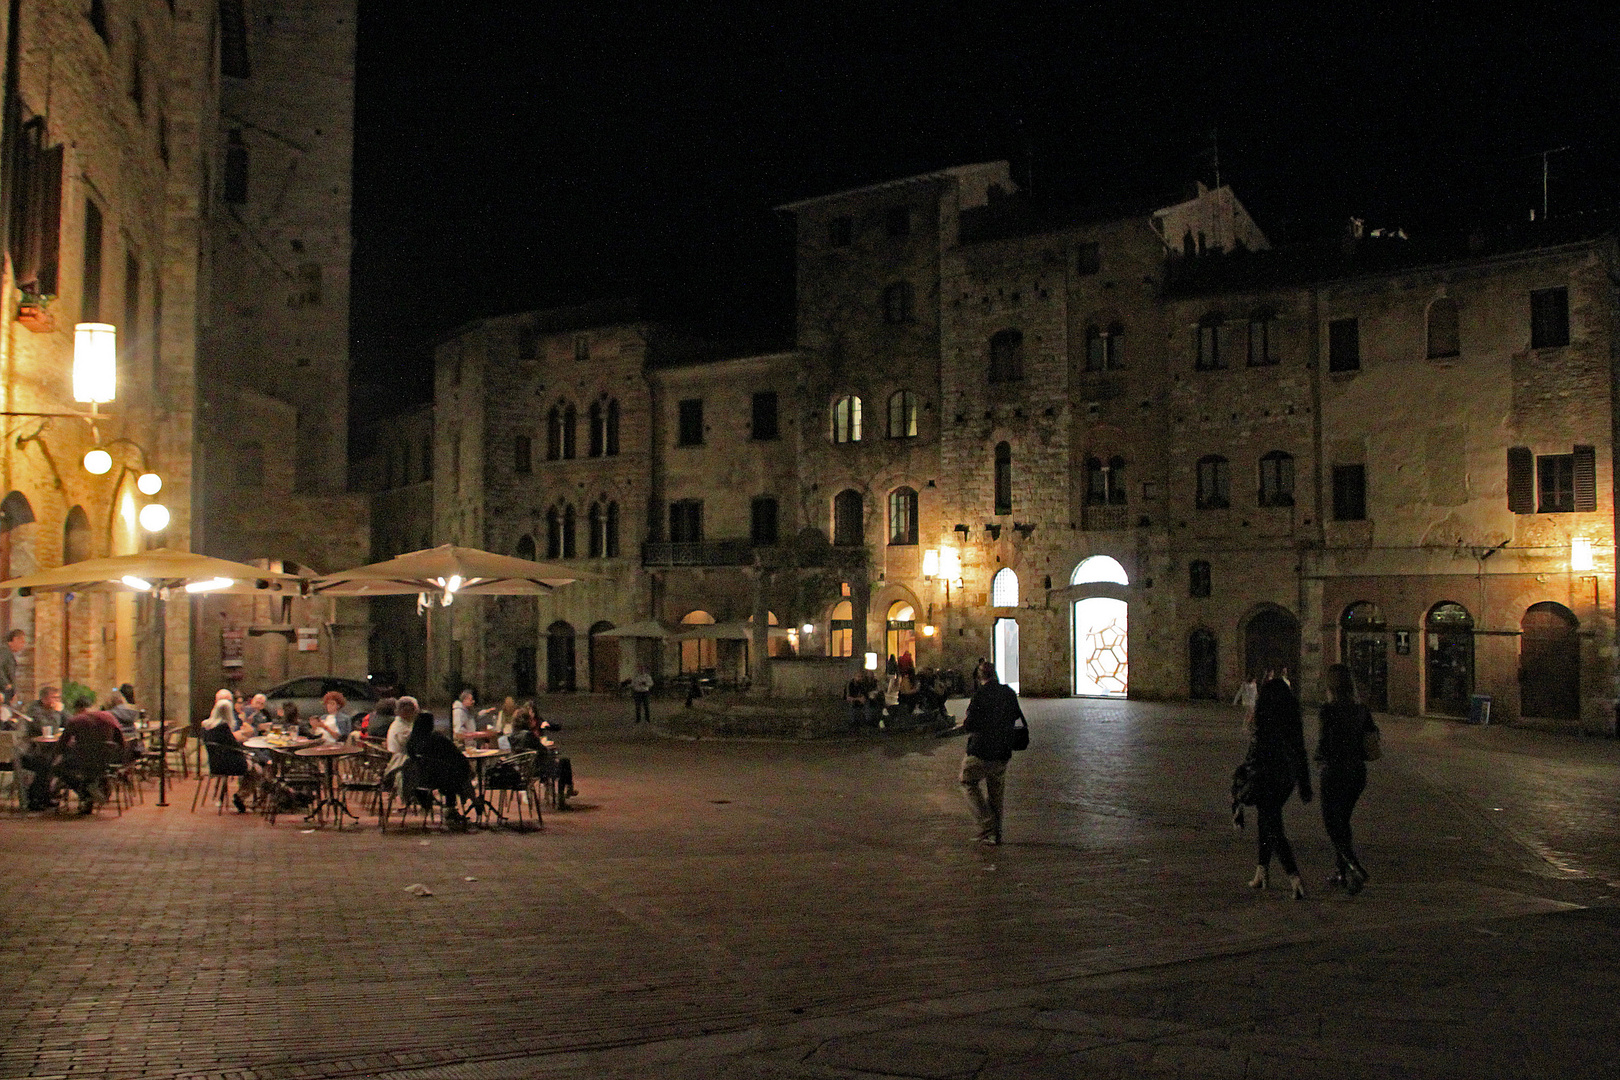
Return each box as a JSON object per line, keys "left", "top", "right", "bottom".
{"left": 350, "top": 4, "right": 1618, "bottom": 405}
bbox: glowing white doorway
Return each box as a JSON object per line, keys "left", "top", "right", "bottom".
{"left": 1073, "top": 597, "right": 1128, "bottom": 697}
{"left": 992, "top": 617, "right": 1020, "bottom": 692}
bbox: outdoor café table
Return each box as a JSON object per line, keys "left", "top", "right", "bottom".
{"left": 454, "top": 729, "right": 500, "bottom": 745}
{"left": 293, "top": 743, "right": 362, "bottom": 829}
{"left": 463, "top": 747, "right": 509, "bottom": 826}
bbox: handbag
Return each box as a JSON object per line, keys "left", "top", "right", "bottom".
{"left": 1010, "top": 715, "right": 1030, "bottom": 752}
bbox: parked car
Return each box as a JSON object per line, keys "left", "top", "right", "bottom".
{"left": 262, "top": 676, "right": 378, "bottom": 732}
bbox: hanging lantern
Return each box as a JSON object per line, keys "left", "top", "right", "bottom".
{"left": 72, "top": 323, "right": 118, "bottom": 404}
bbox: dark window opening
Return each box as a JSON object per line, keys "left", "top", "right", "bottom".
{"left": 588, "top": 401, "right": 604, "bottom": 457}
{"left": 561, "top": 402, "right": 577, "bottom": 459}
{"left": 1247, "top": 313, "right": 1277, "bottom": 366}
{"left": 677, "top": 398, "right": 703, "bottom": 447}
{"left": 1085, "top": 323, "right": 1123, "bottom": 372}
{"left": 514, "top": 434, "right": 531, "bottom": 474}
{"left": 1196, "top": 455, "right": 1230, "bottom": 510}
{"left": 989, "top": 329, "right": 1024, "bottom": 383}
{"left": 833, "top": 490, "right": 864, "bottom": 547}
{"left": 888, "top": 488, "right": 918, "bottom": 545}
{"left": 605, "top": 502, "right": 620, "bottom": 557}
{"left": 588, "top": 504, "right": 603, "bottom": 558}
{"left": 562, "top": 504, "right": 577, "bottom": 558}
{"left": 994, "top": 442, "right": 1012, "bottom": 515}
{"left": 605, "top": 399, "right": 620, "bottom": 455}
{"left": 882, "top": 280, "right": 914, "bottom": 324}
{"left": 1332, "top": 464, "right": 1367, "bottom": 521}
{"left": 751, "top": 496, "right": 779, "bottom": 547}
{"left": 546, "top": 406, "right": 561, "bottom": 461}
{"left": 1189, "top": 560, "right": 1212, "bottom": 598}
{"left": 1196, "top": 316, "right": 1224, "bottom": 370}
{"left": 669, "top": 499, "right": 703, "bottom": 543}
{"left": 81, "top": 200, "right": 104, "bottom": 322}
{"left": 7, "top": 119, "right": 64, "bottom": 298}
{"left": 545, "top": 508, "right": 561, "bottom": 559}
{"left": 89, "top": 0, "right": 110, "bottom": 43}
{"left": 1328, "top": 317, "right": 1360, "bottom": 372}
{"left": 1259, "top": 450, "right": 1295, "bottom": 507}
{"left": 751, "top": 391, "right": 779, "bottom": 440}
{"left": 219, "top": 0, "right": 250, "bottom": 77}
{"left": 1537, "top": 454, "right": 1574, "bottom": 513}
{"left": 1530, "top": 287, "right": 1570, "bottom": 349}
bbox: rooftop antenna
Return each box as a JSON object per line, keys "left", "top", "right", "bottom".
{"left": 1539, "top": 145, "right": 1570, "bottom": 220}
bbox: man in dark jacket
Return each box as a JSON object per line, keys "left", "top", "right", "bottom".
{"left": 960, "top": 661, "right": 1023, "bottom": 845}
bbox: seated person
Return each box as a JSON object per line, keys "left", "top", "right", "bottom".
{"left": 55, "top": 687, "right": 126, "bottom": 814}
{"left": 512, "top": 714, "right": 577, "bottom": 799}
{"left": 313, "top": 690, "right": 348, "bottom": 741}
{"left": 361, "top": 698, "right": 397, "bottom": 741}
{"left": 279, "top": 701, "right": 312, "bottom": 738}
{"left": 105, "top": 689, "right": 140, "bottom": 735}
{"left": 845, "top": 671, "right": 883, "bottom": 727}
{"left": 200, "top": 695, "right": 258, "bottom": 812}
{"left": 16, "top": 686, "right": 65, "bottom": 810}
{"left": 892, "top": 671, "right": 920, "bottom": 717}
{"left": 405, "top": 706, "right": 474, "bottom": 823}
{"left": 237, "top": 693, "right": 269, "bottom": 733}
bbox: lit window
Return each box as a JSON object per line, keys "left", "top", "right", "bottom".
{"left": 832, "top": 396, "right": 862, "bottom": 443}
{"left": 991, "top": 567, "right": 1018, "bottom": 607}
{"left": 887, "top": 390, "right": 917, "bottom": 438}
{"left": 888, "top": 488, "right": 918, "bottom": 545}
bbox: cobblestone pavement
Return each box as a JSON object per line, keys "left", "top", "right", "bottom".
{"left": 1, "top": 697, "right": 1616, "bottom": 1079}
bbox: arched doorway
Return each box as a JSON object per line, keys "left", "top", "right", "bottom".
{"left": 885, "top": 602, "right": 915, "bottom": 667}
{"left": 1071, "top": 556, "right": 1129, "bottom": 697}
{"left": 589, "top": 620, "right": 619, "bottom": 692}
{"left": 680, "top": 610, "right": 716, "bottom": 674}
{"left": 1188, "top": 628, "right": 1218, "bottom": 699}
{"left": 1340, "top": 602, "right": 1389, "bottom": 711}
{"left": 1244, "top": 606, "right": 1301, "bottom": 685}
{"left": 1425, "top": 602, "right": 1474, "bottom": 716}
{"left": 1520, "top": 602, "right": 1578, "bottom": 720}
{"left": 546, "top": 620, "right": 576, "bottom": 692}
{"left": 993, "top": 617, "right": 1020, "bottom": 692}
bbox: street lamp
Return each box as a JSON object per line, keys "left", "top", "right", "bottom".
{"left": 138, "top": 503, "right": 170, "bottom": 532}
{"left": 72, "top": 323, "right": 117, "bottom": 404}
{"left": 1571, "top": 537, "right": 1594, "bottom": 572}
{"left": 82, "top": 448, "right": 113, "bottom": 475}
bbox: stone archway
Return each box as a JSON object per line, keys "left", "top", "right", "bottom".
{"left": 1520, "top": 602, "right": 1578, "bottom": 721}
{"left": 1244, "top": 605, "right": 1300, "bottom": 685}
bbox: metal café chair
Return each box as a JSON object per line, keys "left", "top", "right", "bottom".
{"left": 483, "top": 750, "right": 543, "bottom": 831}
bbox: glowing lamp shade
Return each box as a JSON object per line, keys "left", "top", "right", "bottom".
{"left": 921, "top": 624, "right": 936, "bottom": 637}
{"left": 864, "top": 652, "right": 878, "bottom": 671}
{"left": 136, "top": 472, "right": 162, "bottom": 495}
{"left": 82, "top": 448, "right": 113, "bottom": 475}
{"left": 801, "top": 623, "right": 815, "bottom": 635}
{"left": 1572, "top": 538, "right": 1594, "bottom": 572}
{"left": 939, "top": 547, "right": 962, "bottom": 582}
{"left": 138, "top": 503, "right": 170, "bottom": 533}
{"left": 922, "top": 549, "right": 940, "bottom": 579}
{"left": 72, "top": 323, "right": 118, "bottom": 404}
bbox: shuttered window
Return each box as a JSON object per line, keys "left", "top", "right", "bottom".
{"left": 1573, "top": 444, "right": 1596, "bottom": 512}
{"left": 1507, "top": 447, "right": 1535, "bottom": 514}
{"left": 8, "top": 121, "right": 64, "bottom": 297}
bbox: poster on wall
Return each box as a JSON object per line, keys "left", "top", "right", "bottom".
{"left": 221, "top": 628, "right": 245, "bottom": 676}
{"left": 296, "top": 627, "right": 320, "bottom": 653}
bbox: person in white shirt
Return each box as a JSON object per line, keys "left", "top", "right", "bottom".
{"left": 451, "top": 690, "right": 476, "bottom": 736}
{"left": 630, "top": 668, "right": 653, "bottom": 724}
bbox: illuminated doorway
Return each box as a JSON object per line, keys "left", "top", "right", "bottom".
{"left": 1425, "top": 602, "right": 1474, "bottom": 716}
{"left": 885, "top": 602, "right": 915, "bottom": 666}
{"left": 1072, "top": 597, "right": 1127, "bottom": 697}
{"left": 828, "top": 600, "right": 853, "bottom": 657}
{"left": 993, "top": 617, "right": 1020, "bottom": 692}
{"left": 680, "top": 610, "right": 717, "bottom": 673}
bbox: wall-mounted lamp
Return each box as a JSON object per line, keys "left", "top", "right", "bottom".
{"left": 864, "top": 652, "right": 878, "bottom": 671}
{"left": 82, "top": 448, "right": 113, "bottom": 475}
{"left": 1572, "top": 537, "right": 1594, "bottom": 572}
{"left": 138, "top": 503, "right": 170, "bottom": 533}
{"left": 922, "top": 549, "right": 940, "bottom": 580}
{"left": 72, "top": 323, "right": 117, "bottom": 404}
{"left": 938, "top": 547, "right": 961, "bottom": 583}
{"left": 137, "top": 472, "right": 162, "bottom": 495}
{"left": 801, "top": 623, "right": 815, "bottom": 635}
{"left": 921, "top": 624, "right": 936, "bottom": 637}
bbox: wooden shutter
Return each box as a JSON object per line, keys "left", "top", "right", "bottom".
{"left": 1573, "top": 444, "right": 1596, "bottom": 512}
{"left": 1507, "top": 447, "right": 1535, "bottom": 514}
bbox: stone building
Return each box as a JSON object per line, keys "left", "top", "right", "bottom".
{"left": 0, "top": 1, "right": 365, "bottom": 725}
{"left": 378, "top": 161, "right": 1617, "bottom": 733}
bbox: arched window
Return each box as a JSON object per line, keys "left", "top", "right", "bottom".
{"left": 994, "top": 442, "right": 1012, "bottom": 514}
{"left": 1085, "top": 456, "right": 1126, "bottom": 505}
{"left": 831, "top": 396, "right": 862, "bottom": 443}
{"left": 546, "top": 406, "right": 562, "bottom": 461}
{"left": 828, "top": 600, "right": 853, "bottom": 658}
{"left": 561, "top": 401, "right": 577, "bottom": 459}
{"left": 514, "top": 434, "right": 532, "bottom": 474}
{"left": 887, "top": 390, "right": 917, "bottom": 438}
{"left": 988, "top": 329, "right": 1024, "bottom": 383}
{"left": 605, "top": 399, "right": 620, "bottom": 455}
{"left": 587, "top": 503, "right": 603, "bottom": 558}
{"left": 1247, "top": 310, "right": 1277, "bottom": 366}
{"left": 1196, "top": 454, "right": 1230, "bottom": 509}
{"left": 1196, "top": 314, "right": 1224, "bottom": 370}
{"left": 991, "top": 567, "right": 1018, "bottom": 607}
{"left": 888, "top": 487, "right": 918, "bottom": 545}
{"left": 882, "top": 281, "right": 914, "bottom": 324}
{"left": 545, "top": 507, "right": 561, "bottom": 559}
{"left": 1426, "top": 602, "right": 1475, "bottom": 717}
{"left": 1427, "top": 297, "right": 1459, "bottom": 359}
{"left": 1085, "top": 322, "right": 1123, "bottom": 372}
{"left": 833, "top": 489, "right": 864, "bottom": 546}
{"left": 236, "top": 441, "right": 264, "bottom": 488}
{"left": 562, "top": 503, "right": 577, "bottom": 558}
{"left": 63, "top": 506, "right": 92, "bottom": 564}
{"left": 588, "top": 400, "right": 604, "bottom": 457}
{"left": 1071, "top": 555, "right": 1129, "bottom": 586}
{"left": 1258, "top": 451, "right": 1295, "bottom": 507}
{"left": 605, "top": 501, "right": 620, "bottom": 557}
{"left": 1189, "top": 559, "right": 1211, "bottom": 597}
{"left": 515, "top": 534, "right": 536, "bottom": 561}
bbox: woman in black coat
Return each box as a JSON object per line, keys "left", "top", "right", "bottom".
{"left": 1317, "top": 663, "right": 1378, "bottom": 894}
{"left": 405, "top": 710, "right": 474, "bottom": 822}
{"left": 1247, "top": 677, "right": 1313, "bottom": 899}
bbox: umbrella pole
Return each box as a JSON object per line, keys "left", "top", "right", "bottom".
{"left": 155, "top": 590, "right": 169, "bottom": 807}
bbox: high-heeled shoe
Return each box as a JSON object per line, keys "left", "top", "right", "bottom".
{"left": 1288, "top": 874, "right": 1306, "bottom": 900}
{"left": 1248, "top": 865, "right": 1269, "bottom": 889}
{"left": 1344, "top": 865, "right": 1366, "bottom": 896}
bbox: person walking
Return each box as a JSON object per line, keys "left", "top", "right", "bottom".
{"left": 1245, "top": 676, "right": 1312, "bottom": 899}
{"left": 1317, "top": 663, "right": 1378, "bottom": 895}
{"left": 1233, "top": 672, "right": 1259, "bottom": 733}
{"left": 959, "top": 660, "right": 1023, "bottom": 845}
{"left": 630, "top": 667, "right": 653, "bottom": 724}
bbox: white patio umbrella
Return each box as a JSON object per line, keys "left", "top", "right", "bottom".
{"left": 307, "top": 544, "right": 590, "bottom": 605}
{"left": 593, "top": 620, "right": 676, "bottom": 639}
{"left": 0, "top": 548, "right": 305, "bottom": 805}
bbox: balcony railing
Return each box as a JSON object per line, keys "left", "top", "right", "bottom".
{"left": 641, "top": 539, "right": 756, "bottom": 567}
{"left": 1081, "top": 503, "right": 1131, "bottom": 531}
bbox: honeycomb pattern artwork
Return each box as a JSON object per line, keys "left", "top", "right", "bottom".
{"left": 1083, "top": 616, "right": 1129, "bottom": 695}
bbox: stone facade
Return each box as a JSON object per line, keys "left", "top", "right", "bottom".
{"left": 375, "top": 162, "right": 1618, "bottom": 733}
{"left": 0, "top": 2, "right": 365, "bottom": 725}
